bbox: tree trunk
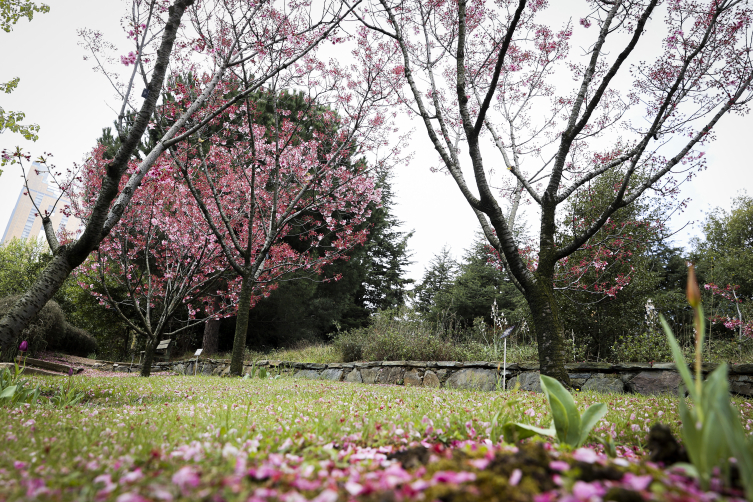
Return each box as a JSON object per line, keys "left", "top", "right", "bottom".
{"left": 525, "top": 279, "right": 571, "bottom": 386}
{"left": 202, "top": 318, "right": 220, "bottom": 356}
{"left": 140, "top": 338, "right": 158, "bottom": 377}
{"left": 0, "top": 0, "right": 194, "bottom": 357}
{"left": 229, "top": 275, "right": 254, "bottom": 376}
{"left": 0, "top": 252, "right": 73, "bottom": 361}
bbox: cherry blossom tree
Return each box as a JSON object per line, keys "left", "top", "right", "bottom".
{"left": 168, "top": 76, "right": 395, "bottom": 375}
{"left": 73, "top": 145, "right": 231, "bottom": 376}
{"left": 357, "top": 0, "right": 753, "bottom": 383}
{"left": 0, "top": 0, "right": 361, "bottom": 356}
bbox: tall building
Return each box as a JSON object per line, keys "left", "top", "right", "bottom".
{"left": 1, "top": 163, "right": 82, "bottom": 245}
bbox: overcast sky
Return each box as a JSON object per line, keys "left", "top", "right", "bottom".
{"left": 1, "top": 0, "right": 751, "bottom": 284}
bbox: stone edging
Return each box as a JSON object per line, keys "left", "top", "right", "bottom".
{"left": 95, "top": 359, "right": 753, "bottom": 397}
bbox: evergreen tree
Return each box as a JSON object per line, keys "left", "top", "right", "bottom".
{"left": 360, "top": 168, "right": 414, "bottom": 313}
{"left": 414, "top": 239, "right": 523, "bottom": 331}
{"left": 413, "top": 246, "right": 458, "bottom": 318}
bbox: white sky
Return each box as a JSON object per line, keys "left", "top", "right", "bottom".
{"left": 1, "top": 0, "right": 751, "bottom": 284}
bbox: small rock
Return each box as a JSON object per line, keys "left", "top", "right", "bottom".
{"left": 445, "top": 368, "right": 498, "bottom": 391}
{"left": 403, "top": 370, "right": 422, "bottom": 387}
{"left": 582, "top": 374, "right": 625, "bottom": 393}
{"left": 377, "top": 367, "right": 405, "bottom": 385}
{"left": 345, "top": 370, "right": 363, "bottom": 383}
{"left": 626, "top": 371, "right": 683, "bottom": 395}
{"left": 423, "top": 370, "right": 440, "bottom": 388}
{"left": 509, "top": 371, "right": 542, "bottom": 392}
{"left": 361, "top": 368, "right": 378, "bottom": 384}
{"left": 320, "top": 368, "right": 343, "bottom": 381}
{"left": 293, "top": 369, "right": 321, "bottom": 379}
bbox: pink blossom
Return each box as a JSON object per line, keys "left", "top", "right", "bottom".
{"left": 120, "top": 469, "right": 144, "bottom": 484}
{"left": 410, "top": 479, "right": 431, "bottom": 491}
{"left": 116, "top": 493, "right": 149, "bottom": 502}
{"left": 292, "top": 478, "right": 321, "bottom": 491}
{"left": 94, "top": 473, "right": 117, "bottom": 499}
{"left": 549, "top": 460, "right": 570, "bottom": 472}
{"left": 622, "top": 473, "right": 652, "bottom": 491}
{"left": 344, "top": 481, "right": 363, "bottom": 495}
{"left": 23, "top": 477, "right": 50, "bottom": 498}
{"left": 572, "top": 448, "right": 599, "bottom": 464}
{"left": 120, "top": 51, "right": 138, "bottom": 66}
{"left": 469, "top": 458, "right": 490, "bottom": 469}
{"left": 509, "top": 468, "right": 522, "bottom": 486}
{"left": 572, "top": 480, "right": 606, "bottom": 500}
{"left": 432, "top": 470, "right": 476, "bottom": 484}
{"left": 534, "top": 491, "right": 558, "bottom": 502}
{"left": 171, "top": 466, "right": 200, "bottom": 492}
{"left": 311, "top": 489, "right": 338, "bottom": 502}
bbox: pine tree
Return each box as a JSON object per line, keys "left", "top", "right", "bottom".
{"left": 360, "top": 168, "right": 414, "bottom": 313}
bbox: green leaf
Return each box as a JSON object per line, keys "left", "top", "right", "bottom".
{"left": 716, "top": 400, "right": 753, "bottom": 500}
{"left": 0, "top": 385, "right": 17, "bottom": 399}
{"left": 502, "top": 421, "right": 556, "bottom": 443}
{"left": 540, "top": 375, "right": 580, "bottom": 446}
{"left": 660, "top": 315, "right": 697, "bottom": 402}
{"left": 579, "top": 403, "right": 608, "bottom": 447}
{"left": 672, "top": 463, "right": 699, "bottom": 479}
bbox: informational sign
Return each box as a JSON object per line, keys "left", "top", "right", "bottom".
{"left": 194, "top": 349, "right": 203, "bottom": 356}
{"left": 499, "top": 325, "right": 516, "bottom": 339}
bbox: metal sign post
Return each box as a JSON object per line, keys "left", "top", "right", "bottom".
{"left": 194, "top": 349, "right": 203, "bottom": 376}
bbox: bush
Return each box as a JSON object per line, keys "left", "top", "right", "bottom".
{"left": 0, "top": 295, "right": 97, "bottom": 359}
{"left": 0, "top": 295, "right": 65, "bottom": 358}
{"left": 48, "top": 324, "right": 98, "bottom": 357}
{"left": 332, "top": 309, "right": 538, "bottom": 362}
{"left": 611, "top": 329, "right": 673, "bottom": 363}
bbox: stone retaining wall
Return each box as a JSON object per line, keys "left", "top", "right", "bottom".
{"left": 100, "top": 359, "right": 753, "bottom": 397}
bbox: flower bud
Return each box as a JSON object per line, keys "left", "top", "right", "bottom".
{"left": 19, "top": 340, "right": 28, "bottom": 353}
{"left": 687, "top": 265, "right": 701, "bottom": 308}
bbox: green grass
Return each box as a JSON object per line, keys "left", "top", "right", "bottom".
{"left": 1, "top": 373, "right": 751, "bottom": 501}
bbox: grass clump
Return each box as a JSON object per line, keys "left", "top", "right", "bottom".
{"left": 333, "top": 309, "right": 538, "bottom": 362}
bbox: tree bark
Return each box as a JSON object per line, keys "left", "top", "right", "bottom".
{"left": 229, "top": 275, "right": 254, "bottom": 376}
{"left": 202, "top": 318, "right": 220, "bottom": 356}
{"left": 0, "top": 0, "right": 194, "bottom": 356}
{"left": 526, "top": 278, "right": 571, "bottom": 386}
{"left": 140, "top": 338, "right": 158, "bottom": 377}
{"left": 0, "top": 252, "right": 73, "bottom": 361}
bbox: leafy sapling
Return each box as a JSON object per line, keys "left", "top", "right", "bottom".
{"left": 503, "top": 376, "right": 607, "bottom": 448}
{"left": 659, "top": 265, "right": 753, "bottom": 499}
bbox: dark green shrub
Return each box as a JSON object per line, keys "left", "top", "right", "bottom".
{"left": 48, "top": 324, "right": 97, "bottom": 357}
{"left": 0, "top": 295, "right": 97, "bottom": 359}
{"left": 0, "top": 295, "right": 65, "bottom": 358}
{"left": 611, "top": 330, "right": 673, "bottom": 363}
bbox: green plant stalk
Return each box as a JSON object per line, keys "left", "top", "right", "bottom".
{"left": 660, "top": 303, "right": 753, "bottom": 497}
{"left": 694, "top": 308, "right": 703, "bottom": 401}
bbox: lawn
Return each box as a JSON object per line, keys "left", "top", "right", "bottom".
{"left": 1, "top": 373, "right": 752, "bottom": 501}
